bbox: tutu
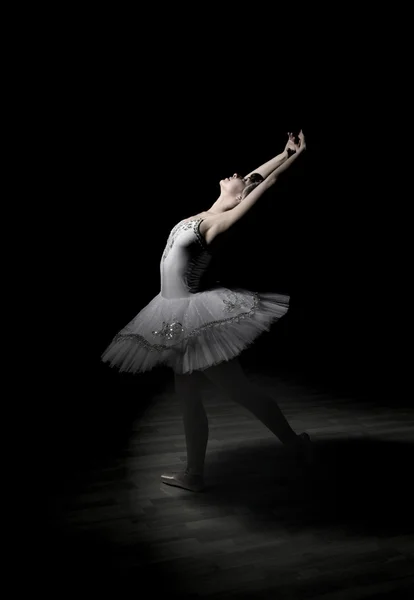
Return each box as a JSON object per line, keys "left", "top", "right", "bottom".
{"left": 101, "top": 217, "right": 289, "bottom": 374}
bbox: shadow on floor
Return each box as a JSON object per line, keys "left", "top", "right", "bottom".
{"left": 43, "top": 437, "right": 414, "bottom": 597}
{"left": 172, "top": 438, "right": 414, "bottom": 538}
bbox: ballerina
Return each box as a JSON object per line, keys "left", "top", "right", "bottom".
{"left": 102, "top": 130, "right": 312, "bottom": 491}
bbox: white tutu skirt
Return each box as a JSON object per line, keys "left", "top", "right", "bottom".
{"left": 101, "top": 287, "right": 289, "bottom": 375}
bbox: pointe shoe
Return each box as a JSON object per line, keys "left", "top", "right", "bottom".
{"left": 160, "top": 470, "right": 205, "bottom": 492}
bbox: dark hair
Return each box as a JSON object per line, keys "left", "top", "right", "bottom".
{"left": 241, "top": 173, "right": 264, "bottom": 200}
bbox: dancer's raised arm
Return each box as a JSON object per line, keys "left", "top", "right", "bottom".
{"left": 219, "top": 131, "right": 306, "bottom": 231}
{"left": 244, "top": 133, "right": 297, "bottom": 180}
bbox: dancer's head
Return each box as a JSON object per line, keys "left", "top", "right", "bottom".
{"left": 219, "top": 173, "right": 246, "bottom": 197}
{"left": 218, "top": 173, "right": 263, "bottom": 210}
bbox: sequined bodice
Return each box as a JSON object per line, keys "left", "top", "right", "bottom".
{"left": 160, "top": 218, "right": 212, "bottom": 299}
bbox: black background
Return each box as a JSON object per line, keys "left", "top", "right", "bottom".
{"left": 37, "top": 21, "right": 408, "bottom": 485}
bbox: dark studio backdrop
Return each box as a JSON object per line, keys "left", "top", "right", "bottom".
{"left": 41, "top": 33, "right": 407, "bottom": 489}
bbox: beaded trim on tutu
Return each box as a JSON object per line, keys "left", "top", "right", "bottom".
{"left": 101, "top": 286, "right": 289, "bottom": 375}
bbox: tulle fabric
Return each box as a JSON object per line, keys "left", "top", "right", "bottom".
{"left": 101, "top": 287, "right": 289, "bottom": 375}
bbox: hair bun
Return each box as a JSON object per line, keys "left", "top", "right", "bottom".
{"left": 241, "top": 173, "right": 263, "bottom": 200}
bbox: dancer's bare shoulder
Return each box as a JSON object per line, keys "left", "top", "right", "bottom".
{"left": 180, "top": 212, "right": 227, "bottom": 247}
{"left": 198, "top": 213, "right": 228, "bottom": 246}
{"left": 181, "top": 212, "right": 211, "bottom": 224}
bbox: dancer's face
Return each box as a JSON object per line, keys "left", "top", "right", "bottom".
{"left": 219, "top": 173, "right": 247, "bottom": 196}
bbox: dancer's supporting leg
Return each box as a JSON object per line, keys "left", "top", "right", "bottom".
{"left": 175, "top": 369, "right": 209, "bottom": 476}
{"left": 160, "top": 369, "right": 209, "bottom": 492}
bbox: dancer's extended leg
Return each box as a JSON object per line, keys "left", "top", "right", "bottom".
{"left": 204, "top": 358, "right": 298, "bottom": 445}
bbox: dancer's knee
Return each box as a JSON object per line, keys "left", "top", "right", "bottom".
{"left": 175, "top": 371, "right": 207, "bottom": 409}
{"left": 175, "top": 370, "right": 205, "bottom": 392}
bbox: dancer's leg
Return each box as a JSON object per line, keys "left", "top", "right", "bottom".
{"left": 203, "top": 358, "right": 298, "bottom": 445}
{"left": 174, "top": 369, "right": 209, "bottom": 476}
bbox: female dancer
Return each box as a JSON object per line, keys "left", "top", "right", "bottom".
{"left": 102, "top": 131, "right": 311, "bottom": 491}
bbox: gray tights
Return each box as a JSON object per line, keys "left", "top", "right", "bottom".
{"left": 174, "top": 358, "right": 298, "bottom": 476}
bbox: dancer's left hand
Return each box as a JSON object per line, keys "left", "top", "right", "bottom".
{"left": 298, "top": 129, "right": 306, "bottom": 151}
